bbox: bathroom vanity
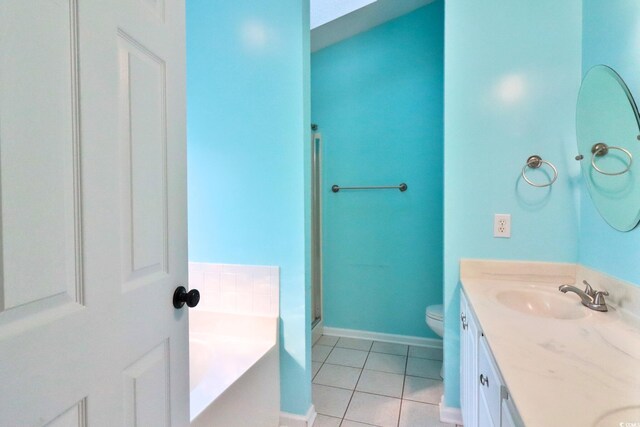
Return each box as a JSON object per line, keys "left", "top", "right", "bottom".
{"left": 458, "top": 259, "right": 640, "bottom": 427}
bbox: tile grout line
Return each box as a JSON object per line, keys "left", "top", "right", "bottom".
{"left": 396, "top": 348, "right": 410, "bottom": 427}
{"left": 312, "top": 337, "right": 337, "bottom": 423}
{"left": 349, "top": 342, "right": 405, "bottom": 427}
{"left": 312, "top": 338, "right": 336, "bottom": 390}
{"left": 340, "top": 339, "right": 373, "bottom": 424}
{"left": 312, "top": 344, "right": 328, "bottom": 382}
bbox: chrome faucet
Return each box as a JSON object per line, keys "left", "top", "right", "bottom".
{"left": 559, "top": 280, "right": 609, "bottom": 312}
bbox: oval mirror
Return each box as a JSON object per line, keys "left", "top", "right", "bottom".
{"left": 576, "top": 65, "right": 640, "bottom": 231}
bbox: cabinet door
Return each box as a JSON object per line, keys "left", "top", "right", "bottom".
{"left": 461, "top": 291, "right": 480, "bottom": 427}
{"left": 479, "top": 335, "right": 508, "bottom": 426}
{"left": 501, "top": 390, "right": 523, "bottom": 427}
{"left": 478, "top": 391, "right": 495, "bottom": 427}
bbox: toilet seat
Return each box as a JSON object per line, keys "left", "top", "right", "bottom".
{"left": 426, "top": 304, "right": 443, "bottom": 321}
{"left": 425, "top": 304, "right": 444, "bottom": 339}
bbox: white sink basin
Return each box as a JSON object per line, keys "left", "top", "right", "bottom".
{"left": 594, "top": 406, "right": 640, "bottom": 427}
{"left": 495, "top": 289, "right": 587, "bottom": 320}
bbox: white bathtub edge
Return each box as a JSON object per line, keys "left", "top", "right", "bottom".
{"left": 190, "top": 314, "right": 280, "bottom": 427}
{"left": 192, "top": 344, "right": 280, "bottom": 427}
{"left": 190, "top": 339, "right": 276, "bottom": 422}
{"left": 279, "top": 404, "right": 317, "bottom": 427}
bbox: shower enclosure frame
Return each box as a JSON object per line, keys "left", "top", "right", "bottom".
{"left": 311, "top": 126, "right": 323, "bottom": 328}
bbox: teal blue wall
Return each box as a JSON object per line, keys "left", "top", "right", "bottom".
{"left": 187, "top": 0, "right": 311, "bottom": 415}
{"left": 443, "top": 1, "right": 582, "bottom": 408}
{"left": 311, "top": 3, "right": 444, "bottom": 338}
{"left": 579, "top": 0, "right": 640, "bottom": 286}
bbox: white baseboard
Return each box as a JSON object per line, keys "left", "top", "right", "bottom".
{"left": 280, "top": 404, "right": 317, "bottom": 427}
{"left": 439, "top": 395, "right": 463, "bottom": 425}
{"left": 322, "top": 326, "right": 443, "bottom": 349}
{"left": 312, "top": 320, "right": 323, "bottom": 346}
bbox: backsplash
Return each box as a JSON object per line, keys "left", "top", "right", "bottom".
{"left": 460, "top": 259, "right": 576, "bottom": 284}
{"left": 459, "top": 259, "right": 640, "bottom": 321}
{"left": 188, "top": 262, "right": 280, "bottom": 317}
{"left": 578, "top": 265, "right": 640, "bottom": 321}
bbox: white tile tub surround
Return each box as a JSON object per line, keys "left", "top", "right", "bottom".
{"left": 189, "top": 262, "right": 279, "bottom": 317}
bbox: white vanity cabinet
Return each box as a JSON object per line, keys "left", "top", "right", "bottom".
{"left": 461, "top": 291, "right": 522, "bottom": 427}
{"left": 460, "top": 291, "right": 479, "bottom": 425}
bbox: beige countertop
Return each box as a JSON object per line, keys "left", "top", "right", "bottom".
{"left": 460, "top": 259, "right": 640, "bottom": 427}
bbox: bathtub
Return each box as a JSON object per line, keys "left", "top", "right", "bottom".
{"left": 189, "top": 309, "right": 279, "bottom": 427}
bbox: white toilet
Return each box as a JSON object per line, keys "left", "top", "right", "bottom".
{"left": 425, "top": 304, "right": 444, "bottom": 337}
{"left": 425, "top": 304, "right": 444, "bottom": 379}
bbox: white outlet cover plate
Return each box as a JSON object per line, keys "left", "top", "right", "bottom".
{"left": 494, "top": 214, "right": 511, "bottom": 238}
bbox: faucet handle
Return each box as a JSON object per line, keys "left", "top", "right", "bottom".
{"left": 582, "top": 280, "right": 595, "bottom": 297}
{"left": 593, "top": 290, "right": 609, "bottom": 305}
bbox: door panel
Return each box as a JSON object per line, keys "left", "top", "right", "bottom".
{"left": 0, "top": 0, "right": 82, "bottom": 313}
{"left": 123, "top": 340, "right": 171, "bottom": 427}
{"left": 118, "top": 31, "right": 169, "bottom": 289}
{"left": 46, "top": 400, "right": 87, "bottom": 427}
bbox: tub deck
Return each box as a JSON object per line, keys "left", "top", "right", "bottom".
{"left": 189, "top": 310, "right": 278, "bottom": 425}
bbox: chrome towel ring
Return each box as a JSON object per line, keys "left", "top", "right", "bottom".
{"left": 521, "top": 155, "right": 558, "bottom": 187}
{"left": 590, "top": 143, "right": 633, "bottom": 176}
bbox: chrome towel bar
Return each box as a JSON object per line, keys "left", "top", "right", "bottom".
{"left": 331, "top": 183, "right": 408, "bottom": 193}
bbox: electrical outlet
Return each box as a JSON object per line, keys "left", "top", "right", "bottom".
{"left": 494, "top": 214, "right": 511, "bottom": 238}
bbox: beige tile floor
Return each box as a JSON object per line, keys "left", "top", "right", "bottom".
{"left": 312, "top": 335, "right": 458, "bottom": 427}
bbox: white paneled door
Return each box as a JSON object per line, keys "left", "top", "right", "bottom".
{"left": 0, "top": 0, "right": 189, "bottom": 425}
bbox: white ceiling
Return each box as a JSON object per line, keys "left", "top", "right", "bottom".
{"left": 310, "top": 0, "right": 378, "bottom": 29}
{"left": 311, "top": 0, "right": 435, "bottom": 52}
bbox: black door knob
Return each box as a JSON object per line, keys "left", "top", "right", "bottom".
{"left": 173, "top": 286, "right": 200, "bottom": 309}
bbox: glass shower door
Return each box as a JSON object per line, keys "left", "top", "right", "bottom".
{"left": 311, "top": 129, "right": 322, "bottom": 327}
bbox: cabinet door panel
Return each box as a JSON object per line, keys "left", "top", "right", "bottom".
{"left": 478, "top": 391, "right": 495, "bottom": 427}
{"left": 478, "top": 336, "right": 503, "bottom": 426}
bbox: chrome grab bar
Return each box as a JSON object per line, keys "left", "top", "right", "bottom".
{"left": 331, "top": 183, "right": 408, "bottom": 193}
